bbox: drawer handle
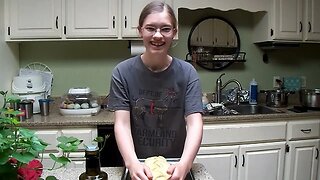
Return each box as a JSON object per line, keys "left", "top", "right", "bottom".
{"left": 301, "top": 129, "right": 312, "bottom": 133}
{"left": 316, "top": 148, "right": 319, "bottom": 159}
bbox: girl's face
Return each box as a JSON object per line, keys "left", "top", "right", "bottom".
{"left": 139, "top": 10, "right": 177, "bottom": 55}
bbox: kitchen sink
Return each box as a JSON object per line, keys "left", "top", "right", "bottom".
{"left": 205, "top": 104, "right": 283, "bottom": 116}
{"left": 225, "top": 104, "right": 282, "bottom": 115}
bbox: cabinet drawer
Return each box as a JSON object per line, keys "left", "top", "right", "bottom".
{"left": 287, "top": 120, "right": 320, "bottom": 140}
{"left": 202, "top": 122, "right": 287, "bottom": 145}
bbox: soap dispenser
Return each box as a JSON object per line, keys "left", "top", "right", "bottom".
{"left": 249, "top": 79, "right": 258, "bottom": 105}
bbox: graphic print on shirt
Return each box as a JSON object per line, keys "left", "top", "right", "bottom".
{"left": 132, "top": 87, "right": 178, "bottom": 149}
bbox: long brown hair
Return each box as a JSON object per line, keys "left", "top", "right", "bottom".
{"left": 138, "top": 1, "right": 177, "bottom": 29}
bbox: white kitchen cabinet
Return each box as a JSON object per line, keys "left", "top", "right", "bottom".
{"left": 65, "top": 0, "right": 118, "bottom": 38}
{"left": 238, "top": 142, "right": 285, "bottom": 180}
{"left": 196, "top": 146, "right": 239, "bottom": 180}
{"left": 6, "top": 0, "right": 178, "bottom": 40}
{"left": 6, "top": 0, "right": 62, "bottom": 39}
{"left": 196, "top": 142, "right": 285, "bottom": 180}
{"left": 284, "top": 119, "right": 320, "bottom": 180}
{"left": 197, "top": 122, "right": 287, "bottom": 180}
{"left": 285, "top": 140, "right": 319, "bottom": 180}
{"left": 6, "top": 0, "right": 118, "bottom": 40}
{"left": 34, "top": 127, "right": 97, "bottom": 168}
{"left": 304, "top": 0, "right": 320, "bottom": 41}
{"left": 121, "top": 0, "right": 174, "bottom": 38}
{"left": 253, "top": 0, "right": 320, "bottom": 42}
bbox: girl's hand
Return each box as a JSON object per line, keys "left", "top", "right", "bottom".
{"left": 128, "top": 162, "right": 153, "bottom": 180}
{"left": 167, "top": 163, "right": 189, "bottom": 180}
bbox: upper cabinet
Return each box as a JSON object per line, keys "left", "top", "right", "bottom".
{"left": 6, "top": 0, "right": 118, "bottom": 40}
{"left": 65, "top": 0, "right": 118, "bottom": 38}
{"left": 304, "top": 0, "right": 320, "bottom": 41}
{"left": 121, "top": 0, "right": 174, "bottom": 38}
{"left": 7, "top": 0, "right": 62, "bottom": 39}
{"left": 5, "top": 0, "right": 177, "bottom": 41}
{"left": 253, "top": 0, "right": 320, "bottom": 43}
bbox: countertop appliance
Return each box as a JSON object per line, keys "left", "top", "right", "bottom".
{"left": 12, "top": 75, "right": 47, "bottom": 113}
{"left": 59, "top": 87, "right": 100, "bottom": 116}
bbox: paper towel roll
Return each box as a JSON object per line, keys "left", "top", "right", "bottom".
{"left": 130, "top": 41, "right": 145, "bottom": 56}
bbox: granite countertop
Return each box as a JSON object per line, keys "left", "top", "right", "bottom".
{"left": 41, "top": 163, "right": 214, "bottom": 180}
{"left": 18, "top": 105, "right": 320, "bottom": 128}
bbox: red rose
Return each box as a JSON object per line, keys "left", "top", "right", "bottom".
{"left": 17, "top": 159, "right": 43, "bottom": 180}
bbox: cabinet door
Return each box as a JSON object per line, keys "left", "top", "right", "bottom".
{"left": 35, "top": 130, "right": 60, "bottom": 153}
{"left": 284, "top": 139, "right": 319, "bottom": 180}
{"left": 238, "top": 142, "right": 285, "bottom": 180}
{"left": 304, "top": 0, "right": 320, "bottom": 41}
{"left": 61, "top": 128, "right": 98, "bottom": 153}
{"left": 7, "top": 0, "right": 62, "bottom": 39}
{"left": 273, "top": 0, "right": 303, "bottom": 40}
{"left": 122, "top": 0, "right": 174, "bottom": 38}
{"left": 195, "top": 146, "right": 238, "bottom": 180}
{"left": 65, "top": 0, "right": 118, "bottom": 38}
{"left": 35, "top": 130, "right": 61, "bottom": 168}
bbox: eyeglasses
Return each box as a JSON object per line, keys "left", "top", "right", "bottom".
{"left": 142, "top": 26, "right": 175, "bottom": 36}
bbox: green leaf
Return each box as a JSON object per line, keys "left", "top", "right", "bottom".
{"left": 55, "top": 156, "right": 71, "bottom": 165}
{"left": 19, "top": 128, "right": 35, "bottom": 138}
{"left": 39, "top": 139, "right": 50, "bottom": 146}
{"left": 57, "top": 136, "right": 79, "bottom": 143}
{"left": 12, "top": 152, "right": 35, "bottom": 164}
{"left": 49, "top": 153, "right": 70, "bottom": 165}
{"left": 0, "top": 151, "right": 10, "bottom": 165}
{"left": 46, "top": 176, "right": 58, "bottom": 180}
{"left": 49, "top": 153, "right": 58, "bottom": 161}
{"left": 94, "top": 136, "right": 105, "bottom": 143}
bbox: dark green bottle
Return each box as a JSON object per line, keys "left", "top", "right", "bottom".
{"left": 79, "top": 145, "right": 108, "bottom": 180}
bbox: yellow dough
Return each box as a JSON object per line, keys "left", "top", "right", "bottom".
{"left": 145, "top": 156, "right": 171, "bottom": 180}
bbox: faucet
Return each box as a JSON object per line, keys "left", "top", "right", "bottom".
{"left": 215, "top": 73, "right": 243, "bottom": 104}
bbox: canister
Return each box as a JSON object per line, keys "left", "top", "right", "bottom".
{"left": 19, "top": 99, "right": 34, "bottom": 119}
{"left": 38, "top": 99, "right": 51, "bottom": 116}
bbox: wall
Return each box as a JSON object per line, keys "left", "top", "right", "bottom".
{"left": 19, "top": 8, "right": 320, "bottom": 97}
{"left": 0, "top": 0, "right": 19, "bottom": 105}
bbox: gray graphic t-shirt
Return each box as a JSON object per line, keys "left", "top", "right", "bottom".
{"left": 108, "top": 55, "right": 202, "bottom": 159}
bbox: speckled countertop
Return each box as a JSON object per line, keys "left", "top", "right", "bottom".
{"left": 41, "top": 163, "right": 214, "bottom": 180}
{"left": 18, "top": 105, "right": 320, "bottom": 128}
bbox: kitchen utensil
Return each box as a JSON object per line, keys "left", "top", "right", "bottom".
{"left": 261, "top": 89, "right": 292, "bottom": 107}
{"left": 299, "top": 89, "right": 320, "bottom": 108}
{"left": 39, "top": 99, "right": 51, "bottom": 116}
{"left": 19, "top": 99, "right": 34, "bottom": 119}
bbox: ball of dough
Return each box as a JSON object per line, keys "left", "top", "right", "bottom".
{"left": 145, "top": 156, "right": 171, "bottom": 180}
